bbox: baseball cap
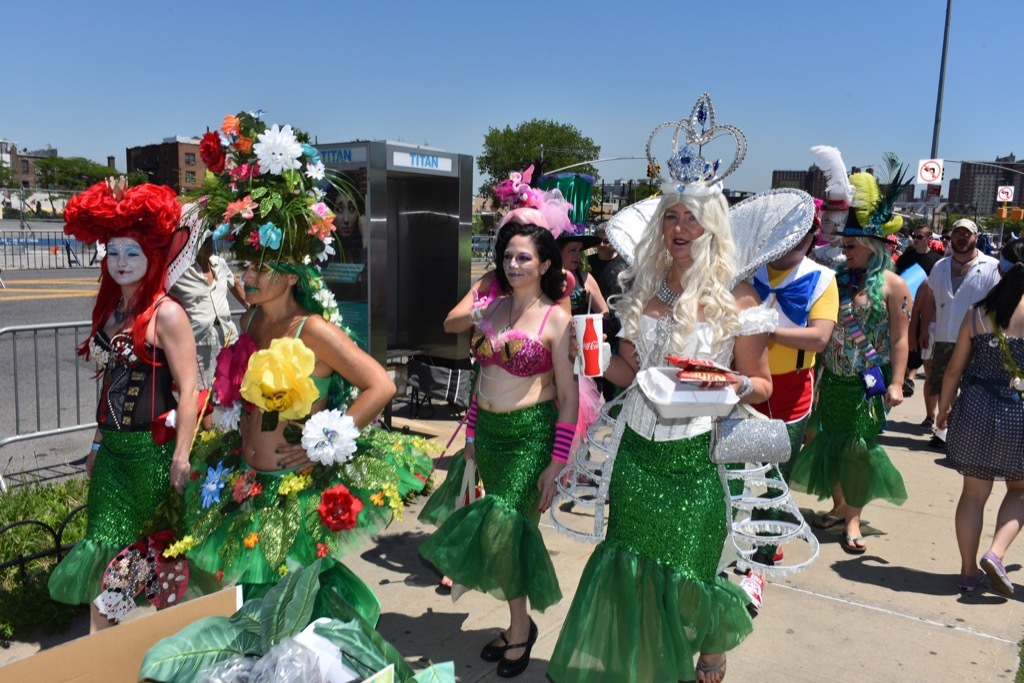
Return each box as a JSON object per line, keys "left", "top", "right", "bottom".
{"left": 951, "top": 218, "right": 978, "bottom": 234}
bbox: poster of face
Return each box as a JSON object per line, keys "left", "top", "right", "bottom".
{"left": 322, "top": 169, "right": 369, "bottom": 350}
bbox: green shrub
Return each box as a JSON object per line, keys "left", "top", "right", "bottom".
{"left": 0, "top": 477, "right": 90, "bottom": 643}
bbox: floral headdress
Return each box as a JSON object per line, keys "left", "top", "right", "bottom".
{"left": 64, "top": 177, "right": 180, "bottom": 250}
{"left": 195, "top": 111, "right": 356, "bottom": 266}
{"left": 493, "top": 164, "right": 573, "bottom": 238}
{"left": 646, "top": 92, "right": 747, "bottom": 197}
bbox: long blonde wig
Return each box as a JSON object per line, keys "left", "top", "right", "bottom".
{"left": 614, "top": 191, "right": 740, "bottom": 356}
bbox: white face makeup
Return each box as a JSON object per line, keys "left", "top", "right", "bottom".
{"left": 106, "top": 238, "right": 148, "bottom": 286}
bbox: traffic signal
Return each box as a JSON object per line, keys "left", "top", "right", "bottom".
{"left": 996, "top": 207, "right": 1008, "bottom": 219}
{"left": 1011, "top": 207, "right": 1024, "bottom": 221}
{"left": 646, "top": 163, "right": 661, "bottom": 179}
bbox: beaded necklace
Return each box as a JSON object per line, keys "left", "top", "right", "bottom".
{"left": 655, "top": 276, "right": 682, "bottom": 307}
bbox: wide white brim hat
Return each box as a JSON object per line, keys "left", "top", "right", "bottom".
{"left": 603, "top": 189, "right": 816, "bottom": 285}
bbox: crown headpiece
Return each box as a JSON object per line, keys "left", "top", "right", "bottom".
{"left": 646, "top": 92, "right": 747, "bottom": 197}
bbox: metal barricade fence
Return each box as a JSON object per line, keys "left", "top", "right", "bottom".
{"left": 0, "top": 321, "right": 98, "bottom": 492}
{"left": 0, "top": 230, "right": 99, "bottom": 270}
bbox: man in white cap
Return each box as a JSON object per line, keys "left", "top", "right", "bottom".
{"left": 920, "top": 218, "right": 1000, "bottom": 448}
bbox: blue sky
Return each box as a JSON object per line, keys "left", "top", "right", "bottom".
{"left": 5, "top": 1, "right": 1021, "bottom": 197}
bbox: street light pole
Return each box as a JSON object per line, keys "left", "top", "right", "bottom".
{"left": 931, "top": 0, "right": 953, "bottom": 159}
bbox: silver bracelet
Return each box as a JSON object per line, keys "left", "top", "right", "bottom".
{"left": 736, "top": 375, "right": 755, "bottom": 400}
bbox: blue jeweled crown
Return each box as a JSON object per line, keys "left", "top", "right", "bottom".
{"left": 646, "top": 92, "right": 747, "bottom": 196}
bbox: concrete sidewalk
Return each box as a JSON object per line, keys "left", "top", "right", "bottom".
{"left": 3, "top": 384, "right": 1022, "bottom": 682}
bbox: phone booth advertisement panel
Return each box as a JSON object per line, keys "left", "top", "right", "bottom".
{"left": 318, "top": 141, "right": 472, "bottom": 365}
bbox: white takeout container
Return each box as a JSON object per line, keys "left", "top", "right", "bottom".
{"left": 637, "top": 367, "right": 739, "bottom": 418}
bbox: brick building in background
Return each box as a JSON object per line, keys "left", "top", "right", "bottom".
{"left": 950, "top": 154, "right": 1024, "bottom": 216}
{"left": 126, "top": 136, "right": 206, "bottom": 194}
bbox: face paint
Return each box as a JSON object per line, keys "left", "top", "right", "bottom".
{"left": 107, "top": 238, "right": 148, "bottom": 286}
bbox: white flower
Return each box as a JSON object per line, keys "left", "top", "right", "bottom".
{"left": 305, "top": 160, "right": 326, "bottom": 180}
{"left": 217, "top": 402, "right": 242, "bottom": 431}
{"left": 302, "top": 254, "right": 311, "bottom": 265}
{"left": 301, "top": 409, "right": 360, "bottom": 465}
{"left": 318, "top": 236, "right": 336, "bottom": 263}
{"left": 308, "top": 187, "right": 326, "bottom": 202}
{"left": 1011, "top": 377, "right": 1024, "bottom": 391}
{"left": 252, "top": 124, "right": 303, "bottom": 175}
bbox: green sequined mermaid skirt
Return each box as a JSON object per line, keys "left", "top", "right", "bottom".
{"left": 183, "top": 427, "right": 433, "bottom": 626}
{"left": 548, "top": 428, "right": 753, "bottom": 683}
{"left": 790, "top": 370, "right": 907, "bottom": 507}
{"left": 419, "top": 402, "right": 562, "bottom": 612}
{"left": 49, "top": 430, "right": 173, "bottom": 605}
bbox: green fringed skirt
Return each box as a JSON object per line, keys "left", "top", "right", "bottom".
{"left": 49, "top": 430, "right": 173, "bottom": 605}
{"left": 183, "top": 426, "right": 433, "bottom": 626}
{"left": 419, "top": 401, "right": 562, "bottom": 612}
{"left": 790, "top": 369, "right": 907, "bottom": 507}
{"left": 548, "top": 428, "right": 753, "bottom": 683}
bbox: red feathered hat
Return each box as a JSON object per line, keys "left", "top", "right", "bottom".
{"left": 63, "top": 177, "right": 180, "bottom": 250}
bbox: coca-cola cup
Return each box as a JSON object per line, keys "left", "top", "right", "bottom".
{"left": 572, "top": 314, "right": 605, "bottom": 377}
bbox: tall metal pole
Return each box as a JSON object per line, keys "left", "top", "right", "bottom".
{"left": 931, "top": 0, "right": 953, "bottom": 159}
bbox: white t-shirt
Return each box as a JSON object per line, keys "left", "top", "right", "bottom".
{"left": 926, "top": 253, "right": 1000, "bottom": 344}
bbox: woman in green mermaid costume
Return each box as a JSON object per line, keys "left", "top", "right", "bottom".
{"left": 179, "top": 111, "right": 431, "bottom": 627}
{"left": 789, "top": 170, "right": 911, "bottom": 555}
{"left": 48, "top": 178, "right": 200, "bottom": 633}
{"left": 420, "top": 207, "right": 578, "bottom": 679}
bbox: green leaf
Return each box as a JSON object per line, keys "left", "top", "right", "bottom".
{"left": 412, "top": 662, "right": 456, "bottom": 683}
{"left": 312, "top": 616, "right": 416, "bottom": 681}
{"left": 250, "top": 186, "right": 268, "bottom": 199}
{"left": 259, "top": 558, "right": 321, "bottom": 652}
{"left": 282, "top": 423, "right": 303, "bottom": 444}
{"left": 261, "top": 410, "right": 279, "bottom": 432}
{"left": 139, "top": 616, "right": 261, "bottom": 683}
{"left": 227, "top": 598, "right": 263, "bottom": 636}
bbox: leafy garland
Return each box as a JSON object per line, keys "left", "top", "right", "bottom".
{"left": 990, "top": 313, "right": 1024, "bottom": 395}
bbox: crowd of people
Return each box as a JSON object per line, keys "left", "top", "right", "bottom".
{"left": 41, "top": 99, "right": 1024, "bottom": 682}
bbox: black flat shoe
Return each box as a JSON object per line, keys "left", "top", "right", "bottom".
{"left": 496, "top": 619, "right": 537, "bottom": 678}
{"left": 480, "top": 632, "right": 508, "bottom": 662}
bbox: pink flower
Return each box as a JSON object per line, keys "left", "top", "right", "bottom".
{"left": 212, "top": 334, "right": 257, "bottom": 406}
{"left": 223, "top": 195, "right": 258, "bottom": 222}
{"left": 311, "top": 202, "right": 330, "bottom": 218}
{"left": 307, "top": 217, "right": 333, "bottom": 241}
{"left": 247, "top": 231, "right": 261, "bottom": 247}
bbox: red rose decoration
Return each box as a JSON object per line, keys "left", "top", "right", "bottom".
{"left": 317, "top": 484, "right": 363, "bottom": 532}
{"left": 213, "top": 334, "right": 257, "bottom": 406}
{"left": 200, "top": 131, "right": 226, "bottom": 174}
{"left": 63, "top": 181, "right": 180, "bottom": 248}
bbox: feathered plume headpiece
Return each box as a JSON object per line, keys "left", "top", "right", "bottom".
{"left": 810, "top": 145, "right": 853, "bottom": 211}
{"left": 841, "top": 153, "right": 912, "bottom": 239}
{"left": 494, "top": 164, "right": 573, "bottom": 238}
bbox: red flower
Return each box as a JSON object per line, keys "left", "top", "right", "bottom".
{"left": 316, "top": 542, "right": 329, "bottom": 558}
{"left": 317, "top": 484, "right": 363, "bottom": 532}
{"left": 215, "top": 568, "right": 224, "bottom": 582}
{"left": 213, "top": 334, "right": 257, "bottom": 407}
{"left": 200, "top": 132, "right": 226, "bottom": 174}
{"left": 190, "top": 469, "right": 201, "bottom": 481}
{"left": 232, "top": 469, "right": 259, "bottom": 503}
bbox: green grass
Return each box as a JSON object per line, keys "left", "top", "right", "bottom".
{"left": 0, "top": 476, "right": 90, "bottom": 643}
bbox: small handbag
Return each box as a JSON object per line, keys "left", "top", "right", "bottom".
{"left": 859, "top": 365, "right": 887, "bottom": 398}
{"left": 710, "top": 403, "right": 790, "bottom": 465}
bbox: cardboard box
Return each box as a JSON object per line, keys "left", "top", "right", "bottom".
{"left": 637, "top": 368, "right": 738, "bottom": 418}
{"left": 0, "top": 586, "right": 242, "bottom": 683}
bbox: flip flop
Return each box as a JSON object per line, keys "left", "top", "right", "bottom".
{"left": 841, "top": 534, "right": 867, "bottom": 554}
{"left": 813, "top": 514, "right": 845, "bottom": 529}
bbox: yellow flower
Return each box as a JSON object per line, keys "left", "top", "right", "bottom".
{"left": 277, "top": 564, "right": 288, "bottom": 577}
{"left": 382, "top": 483, "right": 404, "bottom": 521}
{"left": 240, "top": 338, "right": 319, "bottom": 420}
{"left": 278, "top": 472, "right": 312, "bottom": 497}
{"left": 199, "top": 430, "right": 219, "bottom": 443}
{"left": 370, "top": 492, "right": 385, "bottom": 507}
{"left": 243, "top": 532, "right": 259, "bottom": 549}
{"left": 162, "top": 535, "right": 196, "bottom": 559}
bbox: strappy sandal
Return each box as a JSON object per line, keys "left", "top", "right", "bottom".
{"left": 696, "top": 652, "right": 727, "bottom": 683}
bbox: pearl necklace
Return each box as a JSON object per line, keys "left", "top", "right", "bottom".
{"left": 655, "top": 276, "right": 682, "bottom": 307}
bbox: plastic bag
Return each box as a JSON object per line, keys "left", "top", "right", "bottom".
{"left": 250, "top": 638, "right": 324, "bottom": 683}
{"left": 197, "top": 655, "right": 258, "bottom": 683}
